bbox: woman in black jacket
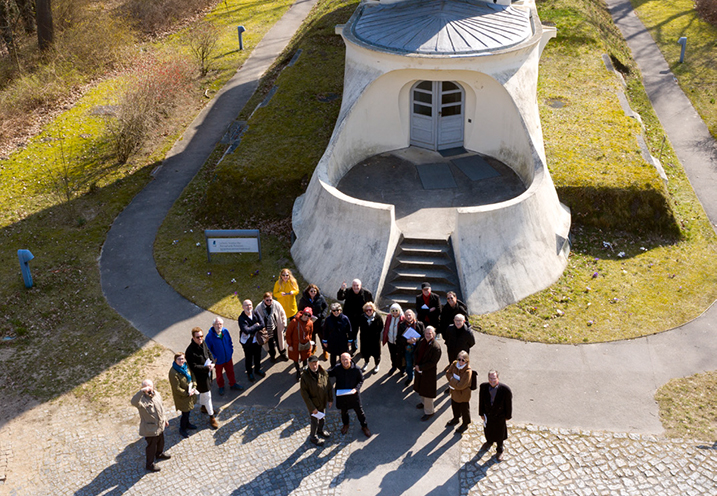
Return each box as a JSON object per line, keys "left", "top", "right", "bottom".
{"left": 298, "top": 284, "right": 329, "bottom": 358}
{"left": 357, "top": 302, "right": 383, "bottom": 373}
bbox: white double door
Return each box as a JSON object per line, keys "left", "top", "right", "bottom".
{"left": 410, "top": 80, "right": 464, "bottom": 151}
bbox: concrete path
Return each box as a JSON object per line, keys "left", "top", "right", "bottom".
{"left": 100, "top": 0, "right": 320, "bottom": 354}
{"left": 92, "top": 0, "right": 717, "bottom": 492}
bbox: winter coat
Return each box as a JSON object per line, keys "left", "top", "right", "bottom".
{"left": 358, "top": 312, "right": 384, "bottom": 359}
{"left": 131, "top": 389, "right": 167, "bottom": 437}
{"left": 479, "top": 382, "right": 513, "bottom": 443}
{"left": 382, "top": 314, "right": 404, "bottom": 345}
{"left": 323, "top": 312, "right": 353, "bottom": 355}
{"left": 444, "top": 323, "right": 476, "bottom": 363}
{"left": 300, "top": 366, "right": 333, "bottom": 413}
{"left": 397, "top": 319, "right": 425, "bottom": 363}
{"left": 413, "top": 337, "right": 442, "bottom": 398}
{"left": 439, "top": 299, "right": 469, "bottom": 335}
{"left": 185, "top": 340, "right": 214, "bottom": 393}
{"left": 337, "top": 287, "right": 373, "bottom": 330}
{"left": 298, "top": 290, "right": 328, "bottom": 332}
{"left": 204, "top": 327, "right": 234, "bottom": 365}
{"left": 286, "top": 314, "right": 313, "bottom": 362}
{"left": 328, "top": 361, "right": 363, "bottom": 410}
{"left": 238, "top": 311, "right": 265, "bottom": 344}
{"left": 416, "top": 292, "right": 441, "bottom": 328}
{"left": 446, "top": 361, "right": 472, "bottom": 404}
{"left": 274, "top": 279, "right": 299, "bottom": 318}
{"left": 257, "top": 300, "right": 286, "bottom": 340}
{"left": 169, "top": 366, "right": 197, "bottom": 412}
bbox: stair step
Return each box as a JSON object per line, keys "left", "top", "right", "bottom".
{"left": 393, "top": 268, "right": 456, "bottom": 281}
{"left": 395, "top": 254, "right": 452, "bottom": 266}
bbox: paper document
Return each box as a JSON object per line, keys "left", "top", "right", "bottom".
{"left": 453, "top": 374, "right": 460, "bottom": 381}
{"left": 336, "top": 389, "right": 355, "bottom": 396}
{"left": 203, "top": 358, "right": 212, "bottom": 367}
{"left": 421, "top": 304, "right": 429, "bottom": 309}
{"left": 311, "top": 411, "right": 325, "bottom": 420}
{"left": 402, "top": 327, "right": 421, "bottom": 340}
{"left": 483, "top": 414, "right": 487, "bottom": 427}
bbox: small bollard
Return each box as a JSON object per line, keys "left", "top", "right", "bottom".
{"left": 17, "top": 249, "right": 34, "bottom": 288}
{"left": 678, "top": 37, "right": 687, "bottom": 63}
{"left": 237, "top": 25, "right": 246, "bottom": 50}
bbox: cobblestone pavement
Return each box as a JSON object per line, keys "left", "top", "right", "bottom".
{"left": 2, "top": 397, "right": 717, "bottom": 495}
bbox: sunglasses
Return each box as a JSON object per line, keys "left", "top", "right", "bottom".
{"left": 457, "top": 358, "right": 466, "bottom": 362}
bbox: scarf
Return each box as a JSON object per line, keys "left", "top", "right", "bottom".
{"left": 456, "top": 362, "right": 466, "bottom": 370}
{"left": 388, "top": 315, "right": 400, "bottom": 344}
{"left": 172, "top": 361, "right": 192, "bottom": 383}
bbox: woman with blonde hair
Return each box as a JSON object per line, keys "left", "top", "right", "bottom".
{"left": 382, "top": 303, "right": 404, "bottom": 375}
{"left": 358, "top": 301, "right": 384, "bottom": 373}
{"left": 445, "top": 350, "right": 473, "bottom": 433}
{"left": 273, "top": 268, "right": 299, "bottom": 318}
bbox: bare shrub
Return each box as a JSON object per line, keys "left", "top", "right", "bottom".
{"left": 186, "top": 21, "right": 219, "bottom": 76}
{"left": 120, "top": 0, "right": 216, "bottom": 35}
{"left": 106, "top": 54, "right": 194, "bottom": 163}
{"left": 695, "top": 0, "right": 717, "bottom": 25}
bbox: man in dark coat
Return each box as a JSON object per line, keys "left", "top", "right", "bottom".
{"left": 186, "top": 327, "right": 219, "bottom": 429}
{"left": 322, "top": 303, "right": 353, "bottom": 367}
{"left": 238, "top": 299, "right": 266, "bottom": 381}
{"left": 337, "top": 279, "right": 373, "bottom": 350}
{"left": 478, "top": 370, "right": 512, "bottom": 461}
{"left": 300, "top": 355, "right": 333, "bottom": 445}
{"left": 416, "top": 282, "right": 441, "bottom": 329}
{"left": 413, "top": 326, "right": 442, "bottom": 421}
{"left": 328, "top": 352, "right": 371, "bottom": 438}
{"left": 444, "top": 314, "right": 475, "bottom": 365}
{"left": 438, "top": 291, "right": 468, "bottom": 336}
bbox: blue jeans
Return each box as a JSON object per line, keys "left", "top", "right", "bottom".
{"left": 405, "top": 344, "right": 416, "bottom": 380}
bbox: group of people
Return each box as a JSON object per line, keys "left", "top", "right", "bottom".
{"left": 131, "top": 271, "right": 513, "bottom": 472}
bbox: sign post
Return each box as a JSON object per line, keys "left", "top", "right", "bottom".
{"left": 205, "top": 229, "right": 261, "bottom": 262}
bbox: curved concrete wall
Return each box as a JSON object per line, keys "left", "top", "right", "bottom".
{"left": 292, "top": 3, "right": 570, "bottom": 310}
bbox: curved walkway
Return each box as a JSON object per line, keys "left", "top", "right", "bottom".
{"left": 100, "top": 0, "right": 717, "bottom": 437}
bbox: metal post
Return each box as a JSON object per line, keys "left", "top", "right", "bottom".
{"left": 17, "top": 249, "right": 34, "bottom": 288}
{"left": 678, "top": 37, "right": 687, "bottom": 63}
{"left": 237, "top": 26, "right": 246, "bottom": 50}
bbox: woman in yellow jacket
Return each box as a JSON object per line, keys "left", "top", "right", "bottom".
{"left": 273, "top": 268, "right": 299, "bottom": 318}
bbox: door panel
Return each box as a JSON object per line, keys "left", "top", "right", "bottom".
{"left": 410, "top": 80, "right": 464, "bottom": 150}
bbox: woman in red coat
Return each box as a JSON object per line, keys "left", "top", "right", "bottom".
{"left": 286, "top": 308, "right": 314, "bottom": 381}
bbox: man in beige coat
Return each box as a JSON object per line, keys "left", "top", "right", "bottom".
{"left": 130, "top": 379, "right": 170, "bottom": 472}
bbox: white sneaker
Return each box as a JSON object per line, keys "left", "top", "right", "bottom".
{"left": 374, "top": 365, "right": 380, "bottom": 373}
{"left": 361, "top": 364, "right": 368, "bottom": 373}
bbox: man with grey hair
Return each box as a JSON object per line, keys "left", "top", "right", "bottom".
{"left": 205, "top": 317, "right": 244, "bottom": 396}
{"left": 130, "top": 379, "right": 170, "bottom": 472}
{"left": 444, "top": 313, "right": 475, "bottom": 365}
{"left": 337, "top": 278, "right": 373, "bottom": 352}
{"left": 479, "top": 370, "right": 512, "bottom": 461}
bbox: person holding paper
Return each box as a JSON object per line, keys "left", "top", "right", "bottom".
{"left": 445, "top": 350, "right": 472, "bottom": 433}
{"left": 238, "top": 299, "right": 266, "bottom": 382}
{"left": 397, "top": 309, "right": 424, "bottom": 386}
{"left": 328, "top": 353, "right": 371, "bottom": 438}
{"left": 416, "top": 282, "right": 441, "bottom": 329}
{"left": 168, "top": 352, "right": 198, "bottom": 438}
{"left": 186, "top": 327, "right": 219, "bottom": 429}
{"left": 300, "top": 355, "right": 333, "bottom": 446}
{"left": 413, "top": 326, "right": 442, "bottom": 421}
{"left": 478, "top": 370, "right": 513, "bottom": 461}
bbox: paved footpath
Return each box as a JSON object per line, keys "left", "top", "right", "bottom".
{"left": 2, "top": 393, "right": 717, "bottom": 496}
{"left": 1, "top": 0, "right": 710, "bottom": 494}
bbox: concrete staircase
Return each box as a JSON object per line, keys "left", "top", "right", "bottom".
{"left": 379, "top": 236, "right": 462, "bottom": 311}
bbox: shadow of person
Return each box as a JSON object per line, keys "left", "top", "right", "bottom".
{"left": 229, "top": 442, "right": 345, "bottom": 495}
{"left": 74, "top": 437, "right": 153, "bottom": 495}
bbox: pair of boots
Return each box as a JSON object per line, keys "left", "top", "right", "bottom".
{"left": 309, "top": 415, "right": 331, "bottom": 445}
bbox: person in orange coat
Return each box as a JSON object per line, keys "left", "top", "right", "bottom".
{"left": 286, "top": 307, "right": 314, "bottom": 381}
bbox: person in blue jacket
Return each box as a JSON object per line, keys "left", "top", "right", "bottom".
{"left": 205, "top": 317, "right": 245, "bottom": 396}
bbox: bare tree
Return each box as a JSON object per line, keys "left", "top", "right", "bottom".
{"left": 187, "top": 21, "right": 219, "bottom": 77}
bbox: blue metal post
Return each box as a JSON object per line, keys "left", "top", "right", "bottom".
{"left": 237, "top": 26, "right": 246, "bottom": 50}
{"left": 17, "top": 249, "right": 34, "bottom": 288}
{"left": 678, "top": 37, "right": 687, "bottom": 63}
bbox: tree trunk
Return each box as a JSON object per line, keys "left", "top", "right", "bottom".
{"left": 36, "top": 0, "right": 52, "bottom": 51}
{"left": 0, "top": 0, "right": 16, "bottom": 53}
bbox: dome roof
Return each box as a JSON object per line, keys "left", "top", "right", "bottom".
{"left": 351, "top": 0, "right": 532, "bottom": 55}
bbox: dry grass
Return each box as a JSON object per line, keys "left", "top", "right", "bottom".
{"left": 656, "top": 371, "right": 717, "bottom": 440}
